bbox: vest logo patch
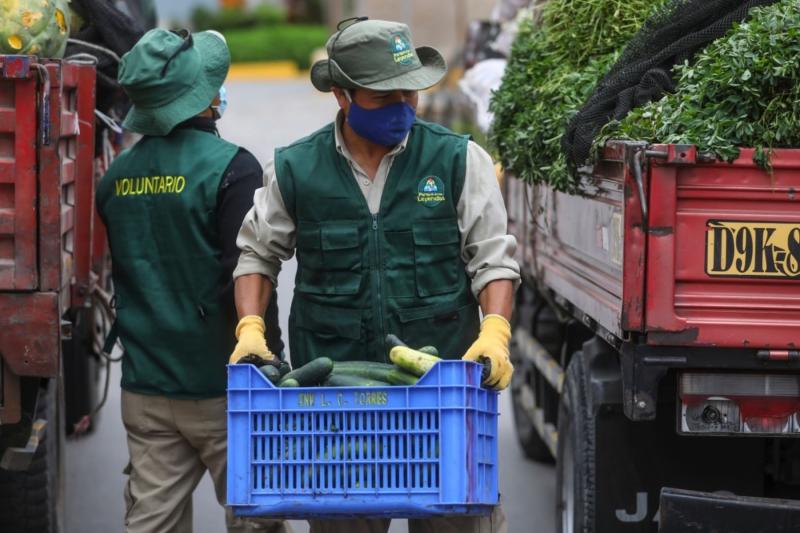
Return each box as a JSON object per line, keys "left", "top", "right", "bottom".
{"left": 114, "top": 176, "right": 186, "bottom": 196}
{"left": 390, "top": 33, "right": 414, "bottom": 65}
{"left": 417, "top": 176, "right": 445, "bottom": 207}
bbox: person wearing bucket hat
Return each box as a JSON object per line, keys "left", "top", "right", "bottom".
{"left": 95, "top": 28, "right": 289, "bottom": 533}
{"left": 233, "top": 18, "right": 518, "bottom": 531}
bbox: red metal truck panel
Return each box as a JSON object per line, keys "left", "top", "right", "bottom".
{"left": 0, "top": 57, "right": 37, "bottom": 289}
{"left": 0, "top": 57, "right": 98, "bottom": 379}
{"left": 646, "top": 147, "right": 800, "bottom": 348}
{"left": 38, "top": 61, "right": 94, "bottom": 314}
{"left": 519, "top": 142, "right": 647, "bottom": 338}
{"left": 1, "top": 292, "right": 60, "bottom": 377}
{"left": 73, "top": 66, "right": 96, "bottom": 306}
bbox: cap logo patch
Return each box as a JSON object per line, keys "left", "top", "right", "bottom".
{"left": 417, "top": 176, "right": 445, "bottom": 207}
{"left": 390, "top": 33, "right": 414, "bottom": 65}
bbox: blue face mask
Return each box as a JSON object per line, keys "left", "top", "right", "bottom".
{"left": 346, "top": 93, "right": 416, "bottom": 147}
{"left": 213, "top": 86, "right": 227, "bottom": 119}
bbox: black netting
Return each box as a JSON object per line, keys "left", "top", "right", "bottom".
{"left": 65, "top": 0, "right": 153, "bottom": 115}
{"left": 563, "top": 0, "right": 780, "bottom": 169}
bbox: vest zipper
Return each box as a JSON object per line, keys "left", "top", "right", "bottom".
{"left": 371, "top": 213, "right": 386, "bottom": 360}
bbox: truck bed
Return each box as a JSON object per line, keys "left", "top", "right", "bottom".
{"left": 506, "top": 140, "right": 800, "bottom": 349}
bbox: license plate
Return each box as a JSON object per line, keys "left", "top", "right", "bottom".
{"left": 706, "top": 220, "right": 800, "bottom": 279}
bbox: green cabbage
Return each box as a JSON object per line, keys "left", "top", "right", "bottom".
{"left": 1, "top": 0, "right": 71, "bottom": 58}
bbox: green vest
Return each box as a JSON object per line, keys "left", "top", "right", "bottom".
{"left": 96, "top": 128, "right": 239, "bottom": 399}
{"left": 276, "top": 120, "right": 480, "bottom": 367}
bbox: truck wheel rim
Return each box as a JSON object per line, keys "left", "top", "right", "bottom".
{"left": 561, "top": 435, "right": 575, "bottom": 533}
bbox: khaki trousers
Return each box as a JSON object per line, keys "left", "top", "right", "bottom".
{"left": 308, "top": 505, "right": 507, "bottom": 533}
{"left": 121, "top": 390, "right": 292, "bottom": 533}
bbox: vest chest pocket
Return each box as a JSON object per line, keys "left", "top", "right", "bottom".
{"left": 290, "top": 299, "right": 365, "bottom": 367}
{"left": 396, "top": 298, "right": 480, "bottom": 359}
{"left": 296, "top": 222, "right": 362, "bottom": 295}
{"left": 412, "top": 220, "right": 461, "bottom": 297}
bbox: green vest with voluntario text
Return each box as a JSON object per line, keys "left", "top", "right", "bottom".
{"left": 275, "top": 120, "right": 480, "bottom": 367}
{"left": 96, "top": 128, "right": 239, "bottom": 398}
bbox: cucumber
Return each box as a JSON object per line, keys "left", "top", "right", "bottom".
{"left": 386, "top": 334, "right": 408, "bottom": 350}
{"left": 323, "top": 374, "right": 391, "bottom": 387}
{"left": 332, "top": 361, "right": 418, "bottom": 386}
{"left": 278, "top": 378, "right": 300, "bottom": 388}
{"left": 278, "top": 361, "right": 291, "bottom": 377}
{"left": 279, "top": 357, "right": 334, "bottom": 386}
{"left": 389, "top": 345, "right": 441, "bottom": 377}
{"left": 417, "top": 346, "right": 439, "bottom": 356}
{"left": 259, "top": 364, "right": 281, "bottom": 384}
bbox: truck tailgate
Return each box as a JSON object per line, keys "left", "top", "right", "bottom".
{"left": 646, "top": 146, "right": 800, "bottom": 349}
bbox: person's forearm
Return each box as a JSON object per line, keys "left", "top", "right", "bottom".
{"left": 235, "top": 274, "right": 272, "bottom": 319}
{"left": 478, "top": 279, "right": 513, "bottom": 321}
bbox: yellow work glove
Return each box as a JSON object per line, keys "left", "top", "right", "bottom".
{"left": 229, "top": 316, "right": 274, "bottom": 365}
{"left": 462, "top": 314, "right": 514, "bottom": 390}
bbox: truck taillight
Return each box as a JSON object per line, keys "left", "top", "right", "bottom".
{"left": 679, "top": 373, "right": 800, "bottom": 435}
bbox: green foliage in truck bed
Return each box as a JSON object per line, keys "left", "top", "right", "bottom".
{"left": 489, "top": 0, "right": 661, "bottom": 193}
{"left": 600, "top": 0, "right": 800, "bottom": 166}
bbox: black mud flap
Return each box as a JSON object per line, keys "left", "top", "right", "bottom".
{"left": 659, "top": 488, "right": 800, "bottom": 533}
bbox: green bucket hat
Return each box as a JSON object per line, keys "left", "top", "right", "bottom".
{"left": 311, "top": 18, "right": 447, "bottom": 93}
{"left": 119, "top": 28, "right": 230, "bottom": 136}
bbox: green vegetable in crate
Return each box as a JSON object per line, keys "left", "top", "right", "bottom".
{"left": 323, "top": 374, "right": 391, "bottom": 387}
{"left": 278, "top": 357, "right": 333, "bottom": 386}
{"left": 417, "top": 346, "right": 439, "bottom": 356}
{"left": 1, "top": 0, "right": 71, "bottom": 57}
{"left": 332, "top": 361, "right": 418, "bottom": 386}
{"left": 259, "top": 364, "right": 281, "bottom": 384}
{"left": 278, "top": 361, "right": 291, "bottom": 377}
{"left": 278, "top": 378, "right": 300, "bottom": 388}
{"left": 386, "top": 334, "right": 441, "bottom": 377}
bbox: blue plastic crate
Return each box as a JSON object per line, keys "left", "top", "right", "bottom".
{"left": 227, "top": 360, "right": 499, "bottom": 519}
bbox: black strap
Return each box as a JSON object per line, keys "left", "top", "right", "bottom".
{"left": 102, "top": 320, "right": 119, "bottom": 355}
{"left": 327, "top": 16, "right": 369, "bottom": 84}
{"left": 161, "top": 29, "right": 194, "bottom": 78}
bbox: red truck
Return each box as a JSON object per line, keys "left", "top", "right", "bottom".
{"left": 0, "top": 55, "right": 112, "bottom": 531}
{"left": 506, "top": 141, "right": 800, "bottom": 532}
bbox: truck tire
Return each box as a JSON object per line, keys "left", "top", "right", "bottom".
{"left": 556, "top": 350, "right": 595, "bottom": 533}
{"left": 0, "top": 378, "right": 64, "bottom": 533}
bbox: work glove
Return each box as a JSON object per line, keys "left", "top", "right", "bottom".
{"left": 229, "top": 316, "right": 274, "bottom": 365}
{"left": 462, "top": 314, "right": 514, "bottom": 390}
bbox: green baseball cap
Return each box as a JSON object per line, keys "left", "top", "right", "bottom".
{"left": 118, "top": 28, "right": 230, "bottom": 136}
{"left": 310, "top": 18, "right": 447, "bottom": 93}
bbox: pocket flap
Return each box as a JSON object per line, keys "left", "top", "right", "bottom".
{"left": 412, "top": 221, "right": 460, "bottom": 246}
{"left": 294, "top": 298, "right": 362, "bottom": 340}
{"left": 396, "top": 297, "right": 473, "bottom": 323}
{"left": 296, "top": 223, "right": 321, "bottom": 249}
{"left": 321, "top": 223, "right": 360, "bottom": 250}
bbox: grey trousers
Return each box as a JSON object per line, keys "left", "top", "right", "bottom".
{"left": 121, "top": 390, "right": 292, "bottom": 533}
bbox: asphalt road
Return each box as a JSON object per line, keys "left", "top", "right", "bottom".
{"left": 64, "top": 80, "right": 556, "bottom": 533}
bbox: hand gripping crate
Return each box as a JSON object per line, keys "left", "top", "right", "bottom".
{"left": 227, "top": 360, "right": 499, "bottom": 518}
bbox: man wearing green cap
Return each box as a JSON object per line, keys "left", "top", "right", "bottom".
{"left": 95, "top": 28, "right": 287, "bottom": 533}
{"left": 232, "top": 18, "right": 517, "bottom": 533}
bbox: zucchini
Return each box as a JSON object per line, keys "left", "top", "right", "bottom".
{"left": 417, "top": 346, "right": 439, "bottom": 356}
{"left": 279, "top": 357, "right": 334, "bottom": 386}
{"left": 278, "top": 378, "right": 300, "bottom": 388}
{"left": 389, "top": 345, "right": 441, "bottom": 377}
{"left": 332, "top": 361, "right": 418, "bottom": 386}
{"left": 259, "top": 364, "right": 281, "bottom": 384}
{"left": 323, "top": 374, "right": 391, "bottom": 387}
